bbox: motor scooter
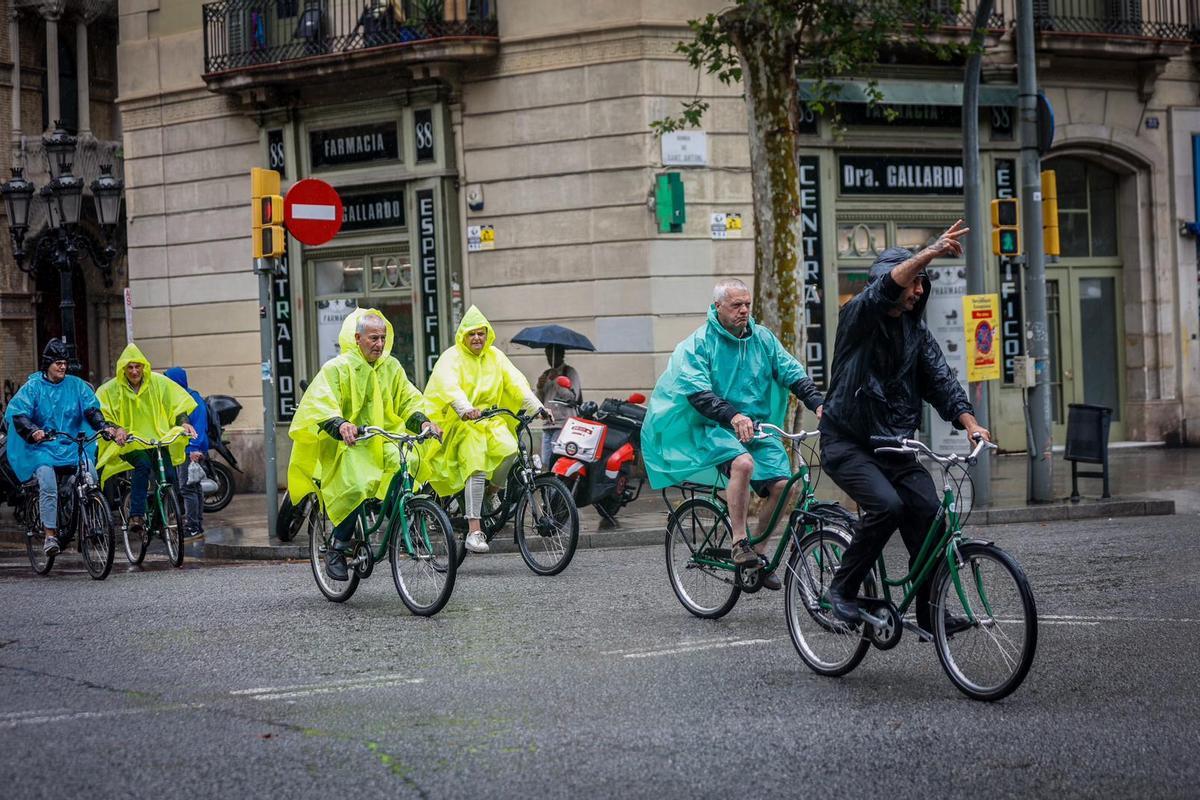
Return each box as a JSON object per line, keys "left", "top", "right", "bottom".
{"left": 545, "top": 376, "right": 646, "bottom": 525}
{"left": 202, "top": 395, "right": 242, "bottom": 512}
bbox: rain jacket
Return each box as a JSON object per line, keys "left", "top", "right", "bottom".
{"left": 642, "top": 306, "right": 823, "bottom": 490}
{"left": 820, "top": 247, "right": 972, "bottom": 445}
{"left": 287, "top": 308, "right": 427, "bottom": 526}
{"left": 418, "top": 306, "right": 541, "bottom": 496}
{"left": 164, "top": 367, "right": 209, "bottom": 456}
{"left": 3, "top": 371, "right": 107, "bottom": 482}
{"left": 96, "top": 344, "right": 197, "bottom": 486}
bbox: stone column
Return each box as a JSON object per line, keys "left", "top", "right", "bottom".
{"left": 75, "top": 19, "right": 89, "bottom": 136}
{"left": 9, "top": 10, "right": 20, "bottom": 160}
{"left": 44, "top": 11, "right": 60, "bottom": 128}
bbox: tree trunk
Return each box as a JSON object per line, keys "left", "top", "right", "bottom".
{"left": 724, "top": 12, "right": 802, "bottom": 355}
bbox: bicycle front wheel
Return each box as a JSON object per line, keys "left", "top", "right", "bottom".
{"left": 391, "top": 497, "right": 457, "bottom": 616}
{"left": 160, "top": 485, "right": 185, "bottom": 568}
{"left": 784, "top": 526, "right": 870, "bottom": 677}
{"left": 79, "top": 492, "right": 115, "bottom": 580}
{"left": 932, "top": 542, "right": 1037, "bottom": 702}
{"left": 514, "top": 475, "right": 579, "bottom": 576}
{"left": 665, "top": 497, "right": 739, "bottom": 619}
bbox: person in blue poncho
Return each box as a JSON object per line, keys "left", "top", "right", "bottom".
{"left": 3, "top": 340, "right": 127, "bottom": 556}
{"left": 642, "top": 279, "right": 824, "bottom": 590}
{"left": 164, "top": 367, "right": 210, "bottom": 537}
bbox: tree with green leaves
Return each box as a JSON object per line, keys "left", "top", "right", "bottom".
{"left": 654, "top": 0, "right": 967, "bottom": 356}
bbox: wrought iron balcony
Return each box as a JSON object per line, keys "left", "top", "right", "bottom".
{"left": 1031, "top": 0, "right": 1196, "bottom": 41}
{"left": 202, "top": 0, "right": 499, "bottom": 76}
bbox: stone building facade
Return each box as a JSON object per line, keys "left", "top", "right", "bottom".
{"left": 105, "top": 0, "right": 1200, "bottom": 489}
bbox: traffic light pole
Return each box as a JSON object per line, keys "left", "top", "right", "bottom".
{"left": 963, "top": 0, "right": 993, "bottom": 506}
{"left": 1017, "top": 0, "right": 1054, "bottom": 501}
{"left": 255, "top": 256, "right": 279, "bottom": 538}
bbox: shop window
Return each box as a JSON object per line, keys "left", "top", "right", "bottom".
{"left": 837, "top": 223, "right": 884, "bottom": 258}
{"left": 895, "top": 226, "right": 941, "bottom": 252}
{"left": 1045, "top": 157, "right": 1119, "bottom": 259}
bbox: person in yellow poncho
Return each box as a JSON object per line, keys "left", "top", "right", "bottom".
{"left": 421, "top": 306, "right": 550, "bottom": 554}
{"left": 288, "top": 308, "right": 439, "bottom": 581}
{"left": 96, "top": 344, "right": 198, "bottom": 540}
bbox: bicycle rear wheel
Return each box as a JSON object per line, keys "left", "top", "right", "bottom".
{"left": 784, "top": 526, "right": 870, "bottom": 677}
{"left": 391, "top": 497, "right": 456, "bottom": 616}
{"left": 79, "top": 491, "right": 115, "bottom": 580}
{"left": 159, "top": 485, "right": 185, "bottom": 568}
{"left": 514, "top": 475, "right": 579, "bottom": 576}
{"left": 664, "top": 497, "right": 739, "bottom": 619}
{"left": 932, "top": 542, "right": 1037, "bottom": 701}
{"left": 308, "top": 500, "right": 360, "bottom": 602}
{"left": 23, "top": 493, "right": 53, "bottom": 575}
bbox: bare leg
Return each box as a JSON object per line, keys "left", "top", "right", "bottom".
{"left": 754, "top": 479, "right": 789, "bottom": 555}
{"left": 726, "top": 454, "right": 754, "bottom": 543}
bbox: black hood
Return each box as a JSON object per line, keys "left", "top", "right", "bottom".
{"left": 40, "top": 338, "right": 70, "bottom": 371}
{"left": 868, "top": 247, "right": 931, "bottom": 319}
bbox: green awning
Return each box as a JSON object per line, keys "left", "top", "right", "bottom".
{"left": 799, "top": 80, "right": 1019, "bottom": 107}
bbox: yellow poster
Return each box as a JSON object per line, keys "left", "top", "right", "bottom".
{"left": 964, "top": 293, "right": 1002, "bottom": 382}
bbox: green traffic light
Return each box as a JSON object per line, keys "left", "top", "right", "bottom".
{"left": 1000, "top": 230, "right": 1018, "bottom": 255}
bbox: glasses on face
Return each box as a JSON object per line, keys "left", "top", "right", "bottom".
{"left": 50, "top": 359, "right": 68, "bottom": 367}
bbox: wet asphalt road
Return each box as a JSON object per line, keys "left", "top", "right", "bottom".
{"left": 1, "top": 514, "right": 1197, "bottom": 799}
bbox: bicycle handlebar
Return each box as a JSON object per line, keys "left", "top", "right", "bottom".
{"left": 754, "top": 423, "right": 818, "bottom": 443}
{"left": 872, "top": 433, "right": 997, "bottom": 465}
{"left": 41, "top": 429, "right": 108, "bottom": 445}
{"left": 355, "top": 425, "right": 441, "bottom": 445}
{"left": 126, "top": 430, "right": 189, "bottom": 448}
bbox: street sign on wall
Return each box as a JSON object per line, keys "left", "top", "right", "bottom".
{"left": 284, "top": 179, "right": 344, "bottom": 246}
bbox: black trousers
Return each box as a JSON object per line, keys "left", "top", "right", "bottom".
{"left": 820, "top": 430, "right": 942, "bottom": 616}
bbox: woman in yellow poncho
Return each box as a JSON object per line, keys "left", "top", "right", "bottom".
{"left": 288, "top": 308, "right": 437, "bottom": 581}
{"left": 96, "top": 343, "right": 198, "bottom": 536}
{"left": 421, "top": 306, "right": 549, "bottom": 554}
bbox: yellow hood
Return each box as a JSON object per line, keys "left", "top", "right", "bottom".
{"left": 455, "top": 305, "right": 496, "bottom": 358}
{"left": 338, "top": 307, "right": 395, "bottom": 368}
{"left": 114, "top": 343, "right": 153, "bottom": 395}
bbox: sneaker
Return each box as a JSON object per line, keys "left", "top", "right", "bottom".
{"left": 43, "top": 535, "right": 61, "bottom": 557}
{"left": 760, "top": 571, "right": 781, "bottom": 591}
{"left": 730, "top": 539, "right": 758, "bottom": 567}
{"left": 465, "top": 531, "right": 490, "bottom": 554}
{"left": 325, "top": 544, "right": 349, "bottom": 581}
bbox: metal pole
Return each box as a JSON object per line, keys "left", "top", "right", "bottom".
{"left": 1017, "top": 0, "right": 1054, "bottom": 501}
{"left": 963, "top": 0, "right": 993, "bottom": 506}
{"left": 256, "top": 257, "right": 279, "bottom": 538}
{"left": 57, "top": 240, "right": 81, "bottom": 372}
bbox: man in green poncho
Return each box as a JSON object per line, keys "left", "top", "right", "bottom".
{"left": 288, "top": 308, "right": 439, "bottom": 581}
{"left": 642, "top": 279, "right": 824, "bottom": 589}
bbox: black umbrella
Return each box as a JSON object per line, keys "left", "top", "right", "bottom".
{"left": 511, "top": 324, "right": 596, "bottom": 352}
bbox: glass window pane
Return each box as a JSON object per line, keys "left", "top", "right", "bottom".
{"left": 1060, "top": 211, "right": 1090, "bottom": 258}
{"left": 368, "top": 250, "right": 413, "bottom": 294}
{"left": 836, "top": 223, "right": 884, "bottom": 258}
{"left": 1046, "top": 280, "right": 1064, "bottom": 424}
{"left": 838, "top": 269, "right": 871, "bottom": 307}
{"left": 314, "top": 297, "right": 359, "bottom": 366}
{"left": 374, "top": 296, "right": 418, "bottom": 379}
{"left": 896, "top": 226, "right": 942, "bottom": 253}
{"left": 314, "top": 258, "right": 364, "bottom": 296}
{"left": 1088, "top": 173, "right": 1118, "bottom": 257}
{"left": 1078, "top": 277, "right": 1121, "bottom": 420}
{"left": 1052, "top": 158, "right": 1088, "bottom": 211}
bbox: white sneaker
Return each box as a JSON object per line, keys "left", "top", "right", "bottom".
{"left": 465, "top": 531, "right": 490, "bottom": 553}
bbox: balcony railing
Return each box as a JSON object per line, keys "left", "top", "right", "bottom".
{"left": 1031, "top": 0, "right": 1196, "bottom": 41}
{"left": 202, "top": 0, "right": 499, "bottom": 75}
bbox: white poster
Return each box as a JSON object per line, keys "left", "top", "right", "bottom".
{"left": 924, "top": 265, "right": 970, "bottom": 456}
{"left": 316, "top": 298, "right": 358, "bottom": 366}
{"left": 661, "top": 131, "right": 708, "bottom": 166}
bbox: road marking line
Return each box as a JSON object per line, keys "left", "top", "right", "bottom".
{"left": 0, "top": 708, "right": 71, "bottom": 720}
{"left": 231, "top": 673, "right": 416, "bottom": 696}
{"left": 601, "top": 635, "right": 747, "bottom": 656}
{"left": 246, "top": 678, "right": 424, "bottom": 702}
{"left": 0, "top": 703, "right": 203, "bottom": 729}
{"left": 623, "top": 638, "right": 775, "bottom": 659}
{"left": 1039, "top": 614, "right": 1200, "bottom": 624}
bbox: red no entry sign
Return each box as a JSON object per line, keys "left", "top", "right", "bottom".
{"left": 284, "top": 179, "right": 343, "bottom": 245}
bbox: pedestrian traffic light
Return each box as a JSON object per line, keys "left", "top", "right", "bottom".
{"left": 990, "top": 198, "right": 1020, "bottom": 257}
{"left": 1041, "top": 169, "right": 1061, "bottom": 257}
{"left": 250, "top": 167, "right": 285, "bottom": 259}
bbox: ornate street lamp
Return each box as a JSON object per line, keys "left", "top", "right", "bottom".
{"left": 0, "top": 125, "right": 125, "bottom": 373}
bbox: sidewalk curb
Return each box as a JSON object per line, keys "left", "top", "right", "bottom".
{"left": 193, "top": 495, "right": 1175, "bottom": 561}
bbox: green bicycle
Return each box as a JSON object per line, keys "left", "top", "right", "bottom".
{"left": 664, "top": 424, "right": 855, "bottom": 619}
{"left": 304, "top": 425, "right": 457, "bottom": 616}
{"left": 786, "top": 434, "right": 1038, "bottom": 702}
{"left": 113, "top": 431, "right": 189, "bottom": 568}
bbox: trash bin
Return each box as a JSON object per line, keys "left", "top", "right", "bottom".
{"left": 1064, "top": 403, "right": 1113, "bottom": 501}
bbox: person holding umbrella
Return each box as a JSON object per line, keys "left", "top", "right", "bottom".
{"left": 511, "top": 324, "right": 595, "bottom": 467}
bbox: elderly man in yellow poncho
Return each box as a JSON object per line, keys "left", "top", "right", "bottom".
{"left": 421, "top": 306, "right": 550, "bottom": 554}
{"left": 96, "top": 344, "right": 198, "bottom": 541}
{"left": 288, "top": 308, "right": 439, "bottom": 581}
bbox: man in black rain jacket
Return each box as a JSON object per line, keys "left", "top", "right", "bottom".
{"left": 819, "top": 220, "right": 991, "bottom": 633}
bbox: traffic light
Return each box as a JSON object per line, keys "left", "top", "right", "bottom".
{"left": 251, "top": 167, "right": 285, "bottom": 259}
{"left": 990, "top": 198, "right": 1020, "bottom": 257}
{"left": 1041, "top": 169, "right": 1060, "bottom": 257}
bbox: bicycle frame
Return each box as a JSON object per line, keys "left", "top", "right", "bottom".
{"left": 126, "top": 432, "right": 186, "bottom": 530}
